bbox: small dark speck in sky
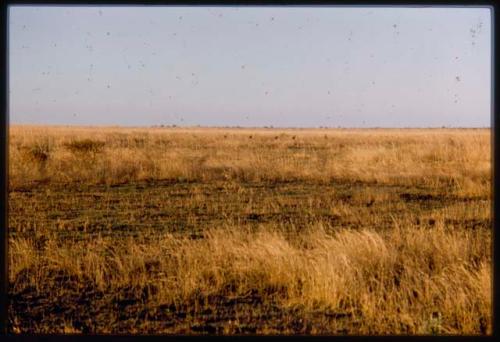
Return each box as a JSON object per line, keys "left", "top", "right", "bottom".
{"left": 106, "top": 32, "right": 110, "bottom": 36}
{"left": 241, "top": 65, "right": 245, "bottom": 69}
{"left": 107, "top": 85, "right": 111, "bottom": 88}
{"left": 271, "top": 17, "right": 274, "bottom": 21}
{"left": 393, "top": 24, "right": 397, "bottom": 28}
{"left": 73, "top": 113, "right": 77, "bottom": 117}
{"left": 179, "top": 16, "right": 183, "bottom": 20}
{"left": 456, "top": 76, "right": 461, "bottom": 82}
{"left": 22, "top": 25, "right": 26, "bottom": 29}
{"left": 265, "top": 91, "right": 269, "bottom": 95}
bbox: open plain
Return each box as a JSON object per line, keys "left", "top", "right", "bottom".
{"left": 7, "top": 126, "right": 492, "bottom": 334}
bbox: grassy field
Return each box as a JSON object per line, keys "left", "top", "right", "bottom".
{"left": 7, "top": 125, "right": 492, "bottom": 334}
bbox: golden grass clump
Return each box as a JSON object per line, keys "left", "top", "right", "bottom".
{"left": 9, "top": 222, "right": 491, "bottom": 334}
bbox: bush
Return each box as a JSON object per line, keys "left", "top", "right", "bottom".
{"left": 20, "top": 141, "right": 51, "bottom": 164}
{"left": 64, "top": 139, "right": 105, "bottom": 155}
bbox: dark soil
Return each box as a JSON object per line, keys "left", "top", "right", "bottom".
{"left": 9, "top": 267, "right": 357, "bottom": 334}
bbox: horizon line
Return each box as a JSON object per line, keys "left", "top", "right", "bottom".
{"left": 8, "top": 123, "right": 492, "bottom": 130}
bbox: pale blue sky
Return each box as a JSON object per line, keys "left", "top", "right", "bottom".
{"left": 9, "top": 6, "right": 492, "bottom": 127}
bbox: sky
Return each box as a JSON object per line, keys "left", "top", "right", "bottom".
{"left": 8, "top": 6, "right": 492, "bottom": 128}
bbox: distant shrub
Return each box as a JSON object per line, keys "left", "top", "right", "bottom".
{"left": 19, "top": 140, "right": 52, "bottom": 179}
{"left": 133, "top": 137, "right": 146, "bottom": 148}
{"left": 22, "top": 146, "right": 49, "bottom": 164}
{"left": 64, "top": 139, "right": 105, "bottom": 156}
{"left": 20, "top": 140, "right": 51, "bottom": 164}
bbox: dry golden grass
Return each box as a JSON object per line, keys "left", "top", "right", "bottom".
{"left": 8, "top": 125, "right": 491, "bottom": 334}
{"left": 9, "top": 125, "right": 490, "bottom": 192}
